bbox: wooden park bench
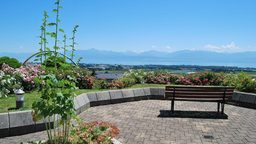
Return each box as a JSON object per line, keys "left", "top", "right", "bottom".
{"left": 165, "top": 86, "right": 235, "bottom": 115}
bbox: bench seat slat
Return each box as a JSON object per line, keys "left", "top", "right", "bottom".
{"left": 166, "top": 88, "right": 234, "bottom": 93}
{"left": 165, "top": 95, "right": 232, "bottom": 99}
{"left": 166, "top": 86, "right": 235, "bottom": 89}
{"left": 165, "top": 91, "right": 234, "bottom": 96}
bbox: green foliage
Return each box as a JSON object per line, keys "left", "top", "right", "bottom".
{"left": 70, "top": 25, "right": 79, "bottom": 60}
{"left": 98, "top": 78, "right": 108, "bottom": 89}
{"left": 235, "top": 72, "right": 256, "bottom": 93}
{"left": 31, "top": 0, "right": 81, "bottom": 143}
{"left": 32, "top": 74, "right": 78, "bottom": 143}
{"left": 91, "top": 69, "right": 96, "bottom": 76}
{"left": 42, "top": 56, "right": 71, "bottom": 70}
{"left": 117, "top": 77, "right": 136, "bottom": 87}
{"left": 76, "top": 57, "right": 82, "bottom": 67}
{"left": 0, "top": 56, "right": 22, "bottom": 69}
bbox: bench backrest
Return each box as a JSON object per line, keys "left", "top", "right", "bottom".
{"left": 165, "top": 86, "right": 235, "bottom": 101}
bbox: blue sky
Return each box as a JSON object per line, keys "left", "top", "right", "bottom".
{"left": 0, "top": 0, "right": 255, "bottom": 54}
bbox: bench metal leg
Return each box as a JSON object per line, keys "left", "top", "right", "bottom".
{"left": 171, "top": 99, "right": 174, "bottom": 114}
{"left": 221, "top": 103, "right": 224, "bottom": 115}
{"left": 217, "top": 102, "right": 220, "bottom": 113}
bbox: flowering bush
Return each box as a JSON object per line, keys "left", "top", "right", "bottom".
{"left": 98, "top": 78, "right": 108, "bottom": 89}
{"left": 108, "top": 82, "right": 125, "bottom": 89}
{"left": 116, "top": 77, "right": 136, "bottom": 88}
{"left": 235, "top": 72, "right": 256, "bottom": 93}
{"left": 56, "top": 68, "right": 96, "bottom": 89}
{"left": 76, "top": 76, "right": 96, "bottom": 89}
{"left": 0, "top": 63, "right": 45, "bottom": 97}
{"left": 0, "top": 71, "right": 21, "bottom": 98}
{"left": 14, "top": 64, "right": 45, "bottom": 91}
{"left": 123, "top": 69, "right": 147, "bottom": 84}
{"left": 169, "top": 74, "right": 179, "bottom": 83}
{"left": 66, "top": 121, "right": 120, "bottom": 144}
{"left": 145, "top": 74, "right": 170, "bottom": 84}
{"left": 188, "top": 71, "right": 226, "bottom": 86}
{"left": 175, "top": 76, "right": 191, "bottom": 85}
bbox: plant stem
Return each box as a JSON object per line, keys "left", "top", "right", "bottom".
{"left": 48, "top": 116, "right": 53, "bottom": 144}
{"left": 40, "top": 28, "right": 43, "bottom": 64}
{"left": 43, "top": 11, "right": 47, "bottom": 62}
{"left": 53, "top": 113, "right": 56, "bottom": 144}
{"left": 44, "top": 118, "right": 50, "bottom": 142}
{"left": 54, "top": 0, "right": 60, "bottom": 70}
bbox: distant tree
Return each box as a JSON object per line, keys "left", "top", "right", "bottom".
{"left": 91, "top": 69, "right": 96, "bottom": 76}
{"left": 0, "top": 56, "right": 22, "bottom": 69}
{"left": 116, "top": 65, "right": 123, "bottom": 70}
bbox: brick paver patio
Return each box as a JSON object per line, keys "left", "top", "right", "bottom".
{"left": 1, "top": 100, "right": 256, "bottom": 144}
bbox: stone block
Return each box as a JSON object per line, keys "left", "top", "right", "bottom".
{"left": 143, "top": 88, "right": 151, "bottom": 96}
{"left": 109, "top": 90, "right": 123, "bottom": 99}
{"left": 232, "top": 92, "right": 241, "bottom": 101}
{"left": 96, "top": 91, "right": 111, "bottom": 105}
{"left": 238, "top": 92, "right": 256, "bottom": 103}
{"left": 9, "top": 110, "right": 35, "bottom": 136}
{"left": 109, "top": 90, "right": 124, "bottom": 104}
{"left": 87, "top": 92, "right": 98, "bottom": 102}
{"left": 75, "top": 94, "right": 88, "bottom": 114}
{"left": 149, "top": 88, "right": 160, "bottom": 99}
{"left": 121, "top": 89, "right": 135, "bottom": 102}
{"left": 157, "top": 88, "right": 165, "bottom": 99}
{"left": 133, "top": 88, "right": 147, "bottom": 100}
{"left": 0, "top": 113, "right": 9, "bottom": 138}
{"left": 80, "top": 93, "right": 90, "bottom": 109}
{"left": 86, "top": 92, "right": 98, "bottom": 107}
{"left": 74, "top": 98, "right": 81, "bottom": 114}
{"left": 122, "top": 89, "right": 134, "bottom": 98}
{"left": 150, "top": 87, "right": 159, "bottom": 96}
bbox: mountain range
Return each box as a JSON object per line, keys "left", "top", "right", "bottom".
{"left": 0, "top": 48, "right": 256, "bottom": 67}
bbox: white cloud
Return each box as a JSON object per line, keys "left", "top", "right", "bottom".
{"left": 166, "top": 46, "right": 171, "bottom": 49}
{"left": 221, "top": 41, "right": 241, "bottom": 50}
{"left": 204, "top": 44, "right": 219, "bottom": 49}
{"left": 204, "top": 42, "right": 241, "bottom": 52}
{"left": 152, "top": 46, "right": 156, "bottom": 48}
{"left": 20, "top": 45, "right": 23, "bottom": 49}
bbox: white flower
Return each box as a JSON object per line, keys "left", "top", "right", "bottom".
{"left": 0, "top": 71, "right": 4, "bottom": 76}
{"left": 1, "top": 80, "right": 6, "bottom": 85}
{"left": 7, "top": 79, "right": 11, "bottom": 84}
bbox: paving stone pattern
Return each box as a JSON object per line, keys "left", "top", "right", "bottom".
{"left": 1, "top": 100, "right": 256, "bottom": 144}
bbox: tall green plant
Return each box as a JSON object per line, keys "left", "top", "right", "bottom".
{"left": 36, "top": 10, "right": 49, "bottom": 64}
{"left": 62, "top": 34, "right": 68, "bottom": 62}
{"left": 70, "top": 25, "right": 79, "bottom": 61}
{"left": 32, "top": 1, "right": 79, "bottom": 144}
{"left": 43, "top": 10, "right": 50, "bottom": 61}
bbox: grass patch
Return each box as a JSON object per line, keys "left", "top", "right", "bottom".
{"left": 0, "top": 84, "right": 167, "bottom": 113}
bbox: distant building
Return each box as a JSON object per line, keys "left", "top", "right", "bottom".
{"left": 96, "top": 73, "right": 123, "bottom": 83}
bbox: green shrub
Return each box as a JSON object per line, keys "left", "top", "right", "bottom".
{"left": 98, "top": 78, "right": 108, "bottom": 89}
{"left": 116, "top": 77, "right": 136, "bottom": 87}
{"left": 42, "top": 56, "right": 72, "bottom": 70}
{"left": 235, "top": 72, "right": 256, "bottom": 93}
{"left": 0, "top": 56, "right": 22, "bottom": 69}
